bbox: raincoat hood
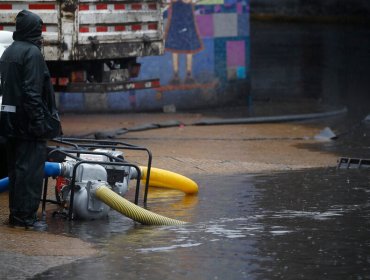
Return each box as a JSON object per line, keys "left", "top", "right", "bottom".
{"left": 12, "top": 10, "right": 43, "bottom": 48}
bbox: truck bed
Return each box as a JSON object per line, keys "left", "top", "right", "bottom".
{"left": 0, "top": 0, "right": 164, "bottom": 61}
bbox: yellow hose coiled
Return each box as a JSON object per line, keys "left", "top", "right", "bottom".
{"left": 95, "top": 185, "right": 186, "bottom": 226}
{"left": 140, "top": 166, "right": 198, "bottom": 194}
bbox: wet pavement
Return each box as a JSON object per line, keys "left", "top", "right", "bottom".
{"left": 251, "top": 168, "right": 370, "bottom": 279}
{"left": 30, "top": 168, "right": 370, "bottom": 280}
{"left": 1, "top": 20, "right": 370, "bottom": 279}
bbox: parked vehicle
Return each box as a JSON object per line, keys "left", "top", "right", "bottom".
{"left": 0, "top": 1, "right": 164, "bottom": 92}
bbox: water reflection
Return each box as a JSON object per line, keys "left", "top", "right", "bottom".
{"left": 251, "top": 168, "right": 370, "bottom": 280}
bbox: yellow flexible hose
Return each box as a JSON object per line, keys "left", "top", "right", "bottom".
{"left": 140, "top": 166, "right": 198, "bottom": 194}
{"left": 95, "top": 185, "right": 186, "bottom": 226}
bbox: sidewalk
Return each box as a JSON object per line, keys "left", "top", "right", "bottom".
{"left": 58, "top": 108, "right": 338, "bottom": 175}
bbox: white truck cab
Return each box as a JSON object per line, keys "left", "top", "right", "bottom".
{"left": 0, "top": 30, "right": 13, "bottom": 108}
{"left": 0, "top": 30, "right": 13, "bottom": 57}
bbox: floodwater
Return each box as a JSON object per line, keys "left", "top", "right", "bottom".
{"left": 31, "top": 21, "right": 370, "bottom": 279}
{"left": 32, "top": 168, "right": 370, "bottom": 280}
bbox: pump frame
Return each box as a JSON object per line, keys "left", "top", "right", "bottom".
{"left": 42, "top": 137, "right": 153, "bottom": 220}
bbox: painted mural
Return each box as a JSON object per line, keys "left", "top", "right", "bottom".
{"left": 58, "top": 0, "right": 250, "bottom": 112}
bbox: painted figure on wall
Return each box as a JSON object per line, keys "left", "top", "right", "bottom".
{"left": 164, "top": 0, "right": 204, "bottom": 84}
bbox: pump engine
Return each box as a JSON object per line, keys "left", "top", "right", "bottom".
{"left": 52, "top": 148, "right": 139, "bottom": 220}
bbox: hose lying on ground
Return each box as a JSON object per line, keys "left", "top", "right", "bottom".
{"left": 193, "top": 107, "right": 348, "bottom": 125}
{"left": 94, "top": 185, "right": 186, "bottom": 225}
{"left": 0, "top": 177, "right": 8, "bottom": 192}
{"left": 140, "top": 166, "right": 198, "bottom": 194}
{"left": 0, "top": 162, "right": 61, "bottom": 192}
{"left": 66, "top": 107, "right": 347, "bottom": 139}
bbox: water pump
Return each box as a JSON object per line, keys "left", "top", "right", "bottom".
{"left": 1, "top": 138, "right": 197, "bottom": 225}
{"left": 54, "top": 150, "right": 138, "bottom": 220}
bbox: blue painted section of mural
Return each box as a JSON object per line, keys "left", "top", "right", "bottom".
{"left": 57, "top": 0, "right": 250, "bottom": 112}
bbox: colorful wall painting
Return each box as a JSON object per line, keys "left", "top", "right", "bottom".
{"left": 57, "top": 0, "right": 250, "bottom": 112}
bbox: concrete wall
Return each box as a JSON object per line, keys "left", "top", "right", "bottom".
{"left": 250, "top": 20, "right": 370, "bottom": 114}
{"left": 250, "top": 0, "right": 370, "bottom": 17}
{"left": 57, "top": 0, "right": 251, "bottom": 113}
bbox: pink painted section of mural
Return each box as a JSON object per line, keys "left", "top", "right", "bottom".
{"left": 196, "top": 15, "right": 214, "bottom": 37}
{"left": 227, "top": 40, "right": 245, "bottom": 67}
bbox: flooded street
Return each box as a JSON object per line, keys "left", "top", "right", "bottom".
{"left": 3, "top": 20, "right": 370, "bottom": 279}
{"left": 252, "top": 168, "right": 370, "bottom": 279}
{"left": 33, "top": 168, "right": 370, "bottom": 279}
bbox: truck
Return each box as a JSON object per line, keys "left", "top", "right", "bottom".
{"left": 0, "top": 0, "right": 164, "bottom": 92}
